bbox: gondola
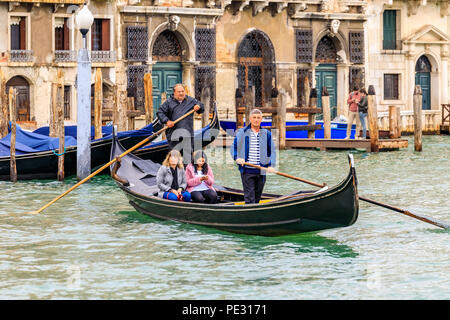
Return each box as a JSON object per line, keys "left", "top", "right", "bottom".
{"left": 0, "top": 105, "right": 220, "bottom": 181}
{"left": 109, "top": 125, "right": 359, "bottom": 236}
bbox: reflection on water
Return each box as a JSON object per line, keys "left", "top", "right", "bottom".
{"left": 0, "top": 135, "right": 449, "bottom": 299}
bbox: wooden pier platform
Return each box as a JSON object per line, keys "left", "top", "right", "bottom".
{"left": 440, "top": 124, "right": 450, "bottom": 134}
{"left": 212, "top": 135, "right": 409, "bottom": 151}
{"left": 285, "top": 138, "right": 408, "bottom": 152}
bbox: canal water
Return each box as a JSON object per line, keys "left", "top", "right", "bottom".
{"left": 0, "top": 135, "right": 448, "bottom": 299}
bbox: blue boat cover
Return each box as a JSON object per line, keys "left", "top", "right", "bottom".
{"left": 0, "top": 123, "right": 154, "bottom": 157}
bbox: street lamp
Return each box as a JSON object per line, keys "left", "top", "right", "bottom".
{"left": 75, "top": 4, "right": 93, "bottom": 181}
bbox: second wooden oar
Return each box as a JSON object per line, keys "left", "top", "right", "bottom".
{"left": 26, "top": 108, "right": 197, "bottom": 215}
{"left": 243, "top": 162, "right": 450, "bottom": 230}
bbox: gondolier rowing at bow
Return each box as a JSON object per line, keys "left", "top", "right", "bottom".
{"left": 231, "top": 109, "right": 277, "bottom": 204}
{"left": 157, "top": 83, "right": 204, "bottom": 164}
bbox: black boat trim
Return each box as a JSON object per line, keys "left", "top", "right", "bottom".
{"left": 118, "top": 168, "right": 356, "bottom": 212}
{"left": 129, "top": 200, "right": 302, "bottom": 228}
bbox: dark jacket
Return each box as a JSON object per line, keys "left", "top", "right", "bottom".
{"left": 358, "top": 96, "right": 368, "bottom": 113}
{"left": 230, "top": 125, "right": 276, "bottom": 174}
{"left": 156, "top": 95, "right": 204, "bottom": 142}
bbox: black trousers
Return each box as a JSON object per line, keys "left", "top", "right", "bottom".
{"left": 240, "top": 172, "right": 266, "bottom": 204}
{"left": 191, "top": 189, "right": 218, "bottom": 204}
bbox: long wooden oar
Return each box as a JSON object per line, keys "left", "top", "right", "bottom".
{"left": 26, "top": 109, "right": 196, "bottom": 215}
{"left": 243, "top": 162, "right": 450, "bottom": 230}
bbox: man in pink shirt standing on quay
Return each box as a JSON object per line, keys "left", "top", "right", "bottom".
{"left": 345, "top": 86, "right": 362, "bottom": 139}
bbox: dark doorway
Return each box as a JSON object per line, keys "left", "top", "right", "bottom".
{"left": 237, "top": 30, "right": 276, "bottom": 108}
{"left": 6, "top": 76, "right": 30, "bottom": 121}
{"left": 415, "top": 55, "right": 431, "bottom": 110}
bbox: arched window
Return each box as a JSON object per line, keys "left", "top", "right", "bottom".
{"left": 237, "top": 30, "right": 276, "bottom": 108}
{"left": 415, "top": 55, "right": 431, "bottom": 73}
{"left": 152, "top": 30, "right": 182, "bottom": 62}
{"left": 315, "top": 36, "right": 337, "bottom": 63}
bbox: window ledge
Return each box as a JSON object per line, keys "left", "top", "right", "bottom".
{"left": 92, "top": 62, "right": 115, "bottom": 68}
{"left": 380, "top": 100, "right": 404, "bottom": 105}
{"left": 381, "top": 49, "right": 403, "bottom": 55}
{"left": 53, "top": 62, "right": 77, "bottom": 67}
{"left": 8, "top": 61, "right": 34, "bottom": 67}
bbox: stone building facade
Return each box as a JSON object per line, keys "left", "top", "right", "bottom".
{"left": 0, "top": 0, "right": 447, "bottom": 132}
{"left": 365, "top": 0, "right": 449, "bottom": 133}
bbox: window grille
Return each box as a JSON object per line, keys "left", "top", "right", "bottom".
{"left": 127, "top": 65, "right": 148, "bottom": 110}
{"left": 349, "top": 31, "right": 364, "bottom": 64}
{"left": 195, "top": 28, "right": 216, "bottom": 62}
{"left": 127, "top": 26, "right": 148, "bottom": 62}
{"left": 296, "top": 29, "right": 313, "bottom": 63}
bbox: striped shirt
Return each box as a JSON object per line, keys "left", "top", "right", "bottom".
{"left": 246, "top": 130, "right": 260, "bottom": 167}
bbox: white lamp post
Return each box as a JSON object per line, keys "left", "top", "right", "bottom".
{"left": 75, "top": 5, "right": 94, "bottom": 181}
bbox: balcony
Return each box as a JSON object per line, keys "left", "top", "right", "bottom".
{"left": 91, "top": 50, "right": 116, "bottom": 63}
{"left": 54, "top": 50, "right": 77, "bottom": 62}
{"left": 0, "top": 0, "right": 84, "bottom": 3}
{"left": 9, "top": 50, "right": 33, "bottom": 62}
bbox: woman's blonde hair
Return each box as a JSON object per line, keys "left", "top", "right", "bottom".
{"left": 162, "top": 150, "right": 184, "bottom": 168}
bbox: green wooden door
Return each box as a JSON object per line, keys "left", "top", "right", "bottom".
{"left": 315, "top": 64, "right": 337, "bottom": 119}
{"left": 415, "top": 72, "right": 431, "bottom": 110}
{"left": 152, "top": 62, "right": 182, "bottom": 117}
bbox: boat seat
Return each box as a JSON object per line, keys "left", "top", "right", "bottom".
{"left": 132, "top": 159, "right": 160, "bottom": 175}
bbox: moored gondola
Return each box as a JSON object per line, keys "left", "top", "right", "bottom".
{"left": 109, "top": 126, "right": 359, "bottom": 236}
{"left": 0, "top": 105, "right": 219, "bottom": 180}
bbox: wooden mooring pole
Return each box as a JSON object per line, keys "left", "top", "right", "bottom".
{"left": 143, "top": 73, "right": 153, "bottom": 125}
{"left": 56, "top": 70, "right": 65, "bottom": 181}
{"left": 235, "top": 88, "right": 245, "bottom": 129}
{"left": 244, "top": 87, "right": 255, "bottom": 126}
{"left": 396, "top": 106, "right": 402, "bottom": 138}
{"left": 94, "top": 68, "right": 103, "bottom": 140}
{"left": 413, "top": 85, "right": 423, "bottom": 152}
{"left": 278, "top": 88, "right": 287, "bottom": 150}
{"left": 9, "top": 87, "right": 17, "bottom": 182}
{"left": 50, "top": 83, "right": 58, "bottom": 137}
{"left": 0, "top": 69, "right": 8, "bottom": 139}
{"left": 201, "top": 87, "right": 211, "bottom": 128}
{"left": 308, "top": 88, "right": 317, "bottom": 139}
{"left": 322, "top": 86, "right": 331, "bottom": 139}
{"left": 367, "top": 85, "right": 379, "bottom": 152}
{"left": 389, "top": 105, "right": 398, "bottom": 139}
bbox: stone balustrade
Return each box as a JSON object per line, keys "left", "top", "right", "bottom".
{"left": 9, "top": 50, "right": 34, "bottom": 62}
{"left": 377, "top": 109, "right": 442, "bottom": 134}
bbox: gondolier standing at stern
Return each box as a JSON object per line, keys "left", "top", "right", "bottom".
{"left": 231, "top": 109, "right": 277, "bottom": 204}
{"left": 157, "top": 84, "right": 204, "bottom": 164}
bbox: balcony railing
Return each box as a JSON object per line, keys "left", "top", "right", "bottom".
{"left": 54, "top": 50, "right": 77, "bottom": 62}
{"left": 9, "top": 50, "right": 33, "bottom": 62}
{"left": 91, "top": 50, "right": 116, "bottom": 63}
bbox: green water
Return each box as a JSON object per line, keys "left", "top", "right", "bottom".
{"left": 0, "top": 135, "right": 449, "bottom": 299}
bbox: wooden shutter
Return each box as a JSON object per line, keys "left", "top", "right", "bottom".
{"left": 101, "top": 19, "right": 110, "bottom": 51}
{"left": 383, "top": 10, "right": 396, "bottom": 50}
{"left": 19, "top": 17, "right": 26, "bottom": 50}
{"left": 91, "top": 19, "right": 96, "bottom": 49}
{"left": 63, "top": 18, "right": 70, "bottom": 50}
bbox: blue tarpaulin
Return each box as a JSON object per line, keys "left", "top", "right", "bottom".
{"left": 0, "top": 123, "right": 154, "bottom": 157}
{"left": 0, "top": 123, "right": 77, "bottom": 156}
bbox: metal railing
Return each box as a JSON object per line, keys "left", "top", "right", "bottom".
{"left": 9, "top": 50, "right": 33, "bottom": 62}
{"left": 54, "top": 50, "right": 77, "bottom": 62}
{"left": 91, "top": 50, "right": 116, "bottom": 63}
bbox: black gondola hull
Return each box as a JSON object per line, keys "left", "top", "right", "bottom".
{"left": 118, "top": 168, "right": 358, "bottom": 236}
{"left": 0, "top": 135, "right": 152, "bottom": 180}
